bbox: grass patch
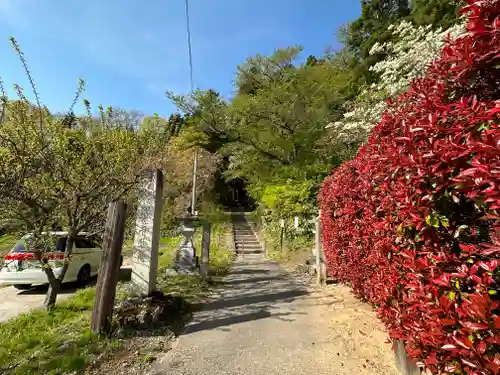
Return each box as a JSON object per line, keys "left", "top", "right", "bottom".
{"left": 159, "top": 274, "right": 209, "bottom": 301}
{"left": 0, "top": 287, "right": 120, "bottom": 375}
{"left": 207, "top": 223, "right": 234, "bottom": 276}
{"left": 158, "top": 236, "right": 183, "bottom": 270}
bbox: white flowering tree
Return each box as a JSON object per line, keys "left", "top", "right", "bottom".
{"left": 329, "top": 20, "right": 464, "bottom": 145}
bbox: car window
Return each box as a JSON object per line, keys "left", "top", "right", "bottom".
{"left": 11, "top": 240, "right": 26, "bottom": 252}
{"left": 55, "top": 237, "right": 67, "bottom": 252}
{"left": 11, "top": 236, "right": 61, "bottom": 252}
{"left": 75, "top": 238, "right": 94, "bottom": 249}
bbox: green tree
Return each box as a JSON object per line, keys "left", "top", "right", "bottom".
{"left": 0, "top": 96, "right": 146, "bottom": 308}
{"left": 411, "top": 0, "right": 463, "bottom": 29}
{"left": 167, "top": 89, "right": 231, "bottom": 153}
{"left": 235, "top": 46, "right": 299, "bottom": 96}
{"left": 226, "top": 48, "right": 353, "bottom": 182}
{"left": 345, "top": 0, "right": 411, "bottom": 61}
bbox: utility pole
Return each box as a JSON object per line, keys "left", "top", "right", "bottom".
{"left": 191, "top": 149, "right": 198, "bottom": 214}
{"left": 184, "top": 0, "right": 197, "bottom": 216}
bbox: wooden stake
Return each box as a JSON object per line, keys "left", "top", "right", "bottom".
{"left": 91, "top": 201, "right": 127, "bottom": 334}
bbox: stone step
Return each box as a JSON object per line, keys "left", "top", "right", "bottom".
{"left": 235, "top": 249, "right": 263, "bottom": 254}
{"left": 230, "top": 214, "right": 265, "bottom": 255}
{"left": 237, "top": 245, "right": 262, "bottom": 249}
{"left": 235, "top": 243, "right": 261, "bottom": 248}
{"left": 235, "top": 244, "right": 262, "bottom": 248}
{"left": 235, "top": 242, "right": 260, "bottom": 246}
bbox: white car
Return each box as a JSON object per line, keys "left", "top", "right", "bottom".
{"left": 0, "top": 232, "right": 119, "bottom": 290}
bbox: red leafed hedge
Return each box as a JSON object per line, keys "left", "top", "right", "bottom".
{"left": 319, "top": 1, "right": 500, "bottom": 374}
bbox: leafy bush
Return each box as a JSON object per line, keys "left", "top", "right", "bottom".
{"left": 248, "top": 180, "right": 316, "bottom": 259}
{"left": 320, "top": 1, "right": 500, "bottom": 374}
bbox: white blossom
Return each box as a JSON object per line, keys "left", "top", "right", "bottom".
{"left": 330, "top": 20, "right": 465, "bottom": 146}
{"left": 370, "top": 20, "right": 464, "bottom": 97}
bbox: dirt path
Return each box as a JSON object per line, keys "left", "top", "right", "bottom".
{"left": 151, "top": 254, "right": 399, "bottom": 375}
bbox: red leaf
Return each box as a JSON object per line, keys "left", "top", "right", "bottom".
{"left": 433, "top": 274, "right": 451, "bottom": 287}
{"left": 476, "top": 340, "right": 487, "bottom": 354}
{"left": 453, "top": 335, "right": 473, "bottom": 349}
{"left": 461, "top": 322, "right": 490, "bottom": 330}
{"left": 486, "top": 357, "right": 500, "bottom": 375}
{"left": 486, "top": 106, "right": 500, "bottom": 116}
{"left": 494, "top": 316, "right": 500, "bottom": 329}
{"left": 441, "top": 344, "right": 456, "bottom": 350}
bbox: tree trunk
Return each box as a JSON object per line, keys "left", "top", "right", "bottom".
{"left": 42, "top": 234, "right": 75, "bottom": 310}
{"left": 57, "top": 235, "right": 75, "bottom": 282}
{"left": 43, "top": 278, "right": 61, "bottom": 310}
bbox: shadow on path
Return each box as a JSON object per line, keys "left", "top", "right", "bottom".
{"left": 192, "top": 289, "right": 308, "bottom": 312}
{"left": 221, "top": 275, "right": 284, "bottom": 286}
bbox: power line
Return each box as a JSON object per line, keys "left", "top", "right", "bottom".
{"left": 184, "top": 0, "right": 195, "bottom": 92}
{"left": 184, "top": 0, "right": 198, "bottom": 215}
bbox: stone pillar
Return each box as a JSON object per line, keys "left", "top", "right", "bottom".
{"left": 395, "top": 340, "right": 421, "bottom": 375}
{"left": 131, "top": 169, "right": 164, "bottom": 295}
{"left": 315, "top": 210, "right": 327, "bottom": 285}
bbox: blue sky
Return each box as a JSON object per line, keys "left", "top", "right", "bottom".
{"left": 0, "top": 0, "right": 360, "bottom": 117}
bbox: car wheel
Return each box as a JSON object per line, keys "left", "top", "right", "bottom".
{"left": 13, "top": 284, "right": 32, "bottom": 290}
{"left": 77, "top": 265, "right": 91, "bottom": 286}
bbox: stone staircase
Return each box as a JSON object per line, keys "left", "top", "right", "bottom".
{"left": 231, "top": 213, "right": 263, "bottom": 256}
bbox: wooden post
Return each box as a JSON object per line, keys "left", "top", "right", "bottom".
{"left": 91, "top": 201, "right": 127, "bottom": 334}
{"left": 241, "top": 228, "right": 245, "bottom": 258}
{"left": 279, "top": 219, "right": 285, "bottom": 253}
{"left": 200, "top": 222, "right": 211, "bottom": 280}
{"left": 315, "top": 210, "right": 326, "bottom": 285}
{"left": 230, "top": 223, "right": 237, "bottom": 255}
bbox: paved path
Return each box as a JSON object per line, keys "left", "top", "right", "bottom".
{"left": 153, "top": 253, "right": 375, "bottom": 375}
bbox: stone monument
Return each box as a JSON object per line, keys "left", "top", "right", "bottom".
{"left": 131, "top": 169, "right": 164, "bottom": 295}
